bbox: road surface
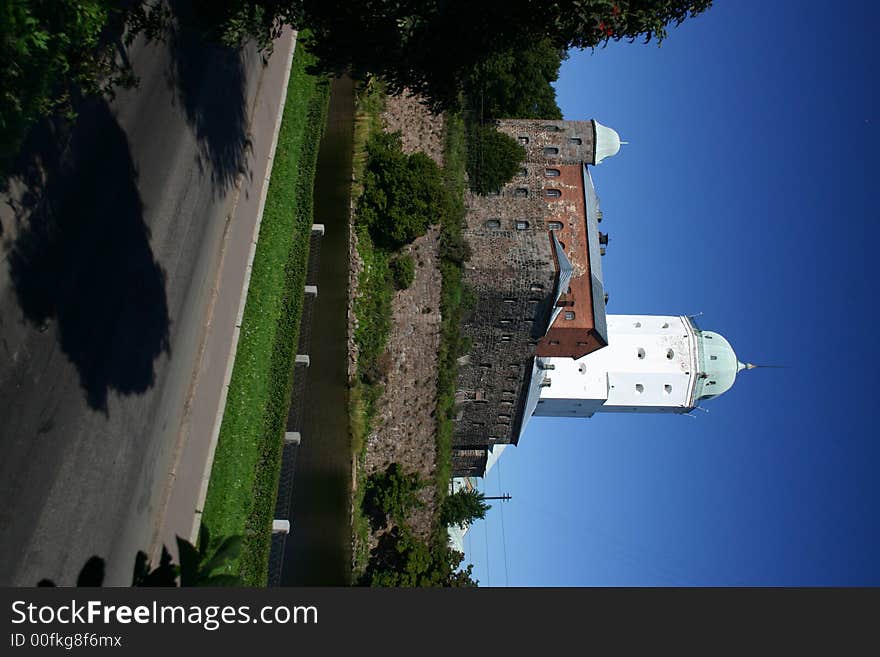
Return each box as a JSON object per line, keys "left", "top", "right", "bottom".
{"left": 0, "top": 18, "right": 295, "bottom": 586}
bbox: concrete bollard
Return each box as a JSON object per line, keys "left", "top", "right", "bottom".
{"left": 304, "top": 285, "right": 318, "bottom": 296}
{"left": 295, "top": 355, "right": 310, "bottom": 367}
{"left": 311, "top": 224, "right": 325, "bottom": 236}
{"left": 285, "top": 431, "right": 301, "bottom": 445}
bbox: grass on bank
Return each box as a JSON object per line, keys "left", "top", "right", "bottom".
{"left": 348, "top": 79, "right": 389, "bottom": 576}
{"left": 199, "top": 40, "right": 330, "bottom": 586}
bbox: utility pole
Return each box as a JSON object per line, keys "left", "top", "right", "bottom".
{"left": 482, "top": 494, "right": 512, "bottom": 502}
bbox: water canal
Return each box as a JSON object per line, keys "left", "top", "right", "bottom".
{"left": 280, "top": 75, "right": 355, "bottom": 585}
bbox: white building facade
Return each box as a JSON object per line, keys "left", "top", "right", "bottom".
{"left": 533, "top": 314, "right": 750, "bottom": 417}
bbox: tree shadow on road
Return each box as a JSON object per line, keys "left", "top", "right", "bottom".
{"left": 166, "top": 0, "right": 253, "bottom": 196}
{"left": 6, "top": 99, "right": 171, "bottom": 413}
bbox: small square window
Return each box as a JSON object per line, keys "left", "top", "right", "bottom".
{"left": 515, "top": 220, "right": 529, "bottom": 230}
{"left": 543, "top": 146, "right": 559, "bottom": 156}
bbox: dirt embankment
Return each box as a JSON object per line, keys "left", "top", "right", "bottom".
{"left": 351, "top": 91, "right": 446, "bottom": 543}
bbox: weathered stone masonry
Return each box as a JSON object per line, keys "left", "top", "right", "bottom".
{"left": 452, "top": 119, "right": 612, "bottom": 477}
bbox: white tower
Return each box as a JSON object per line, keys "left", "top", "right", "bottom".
{"left": 533, "top": 314, "right": 750, "bottom": 417}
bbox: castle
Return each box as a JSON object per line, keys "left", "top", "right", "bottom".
{"left": 451, "top": 118, "right": 752, "bottom": 478}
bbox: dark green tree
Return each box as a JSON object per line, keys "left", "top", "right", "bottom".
{"left": 464, "top": 38, "right": 567, "bottom": 120}
{"left": 358, "top": 130, "right": 450, "bottom": 249}
{"left": 361, "top": 463, "right": 424, "bottom": 530}
{"left": 466, "top": 124, "right": 526, "bottom": 195}
{"left": 361, "top": 525, "right": 478, "bottom": 587}
{"left": 440, "top": 489, "right": 491, "bottom": 529}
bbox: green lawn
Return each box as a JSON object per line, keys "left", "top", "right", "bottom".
{"left": 199, "top": 39, "right": 330, "bottom": 586}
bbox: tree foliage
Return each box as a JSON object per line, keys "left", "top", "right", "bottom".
{"left": 466, "top": 124, "right": 526, "bottom": 195}
{"left": 0, "top": 0, "right": 168, "bottom": 167}
{"left": 362, "top": 463, "right": 424, "bottom": 530}
{"left": 361, "top": 525, "right": 477, "bottom": 587}
{"left": 440, "top": 489, "right": 491, "bottom": 529}
{"left": 464, "top": 38, "right": 566, "bottom": 120}
{"left": 357, "top": 130, "right": 451, "bottom": 249}
{"left": 302, "top": 0, "right": 712, "bottom": 112}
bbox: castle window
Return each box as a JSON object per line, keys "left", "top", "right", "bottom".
{"left": 637, "top": 348, "right": 646, "bottom": 359}
{"left": 666, "top": 349, "right": 675, "bottom": 360}
{"left": 549, "top": 340, "right": 560, "bottom": 346}
{"left": 530, "top": 283, "right": 544, "bottom": 292}
{"left": 545, "top": 168, "right": 561, "bottom": 177}
{"left": 514, "top": 188, "right": 529, "bottom": 198}
{"left": 564, "top": 311, "right": 576, "bottom": 321}
{"left": 664, "top": 385, "right": 673, "bottom": 394}
{"left": 548, "top": 221, "right": 564, "bottom": 230}
{"left": 569, "top": 137, "right": 583, "bottom": 145}
{"left": 500, "top": 334, "right": 512, "bottom": 342}
{"left": 517, "top": 168, "right": 528, "bottom": 176}
{"left": 542, "top": 125, "right": 561, "bottom": 132}
{"left": 635, "top": 384, "right": 644, "bottom": 393}
{"left": 518, "top": 136, "right": 529, "bottom": 144}
{"left": 485, "top": 219, "right": 501, "bottom": 229}
{"left": 710, "top": 355, "right": 717, "bottom": 361}
{"left": 543, "top": 146, "right": 559, "bottom": 156}
{"left": 503, "top": 298, "right": 516, "bottom": 304}
{"left": 709, "top": 380, "right": 717, "bottom": 385}
{"left": 546, "top": 189, "right": 562, "bottom": 198}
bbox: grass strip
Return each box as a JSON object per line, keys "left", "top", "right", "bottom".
{"left": 199, "top": 39, "right": 330, "bottom": 585}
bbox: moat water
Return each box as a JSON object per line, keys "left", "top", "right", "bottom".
{"left": 281, "top": 75, "right": 355, "bottom": 585}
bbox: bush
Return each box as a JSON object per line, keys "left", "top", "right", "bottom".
{"left": 389, "top": 253, "right": 415, "bottom": 290}
{"left": 361, "top": 463, "right": 424, "bottom": 530}
{"left": 465, "top": 123, "right": 526, "bottom": 195}
{"left": 358, "top": 131, "right": 451, "bottom": 249}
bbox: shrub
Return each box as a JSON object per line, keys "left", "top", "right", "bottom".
{"left": 389, "top": 253, "right": 415, "bottom": 290}
{"left": 361, "top": 463, "right": 424, "bottom": 530}
{"left": 465, "top": 123, "right": 526, "bottom": 195}
{"left": 358, "top": 131, "right": 451, "bottom": 249}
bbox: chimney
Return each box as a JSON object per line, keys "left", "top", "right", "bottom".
{"left": 598, "top": 232, "right": 609, "bottom": 245}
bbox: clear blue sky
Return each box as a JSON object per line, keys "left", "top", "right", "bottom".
{"left": 464, "top": 0, "right": 880, "bottom": 586}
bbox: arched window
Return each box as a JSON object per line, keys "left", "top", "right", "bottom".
{"left": 564, "top": 311, "right": 576, "bottom": 320}
{"left": 664, "top": 384, "right": 673, "bottom": 394}
{"left": 637, "top": 348, "right": 646, "bottom": 359}
{"left": 634, "top": 322, "right": 641, "bottom": 328}
{"left": 543, "top": 146, "right": 559, "bottom": 156}
{"left": 545, "top": 189, "right": 562, "bottom": 198}
{"left": 635, "top": 384, "right": 645, "bottom": 393}
{"left": 545, "top": 168, "right": 561, "bottom": 177}
{"left": 548, "top": 221, "right": 564, "bottom": 230}
{"left": 666, "top": 349, "right": 674, "bottom": 359}
{"left": 518, "top": 136, "right": 529, "bottom": 144}
{"left": 569, "top": 137, "right": 583, "bottom": 145}
{"left": 485, "top": 219, "right": 501, "bottom": 229}
{"left": 514, "top": 188, "right": 528, "bottom": 198}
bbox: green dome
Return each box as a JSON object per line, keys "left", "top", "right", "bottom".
{"left": 694, "top": 331, "right": 745, "bottom": 401}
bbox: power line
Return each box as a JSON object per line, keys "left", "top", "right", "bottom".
{"left": 496, "top": 461, "right": 510, "bottom": 587}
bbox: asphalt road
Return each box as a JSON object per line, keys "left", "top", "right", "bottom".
{"left": 0, "top": 19, "right": 291, "bottom": 586}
